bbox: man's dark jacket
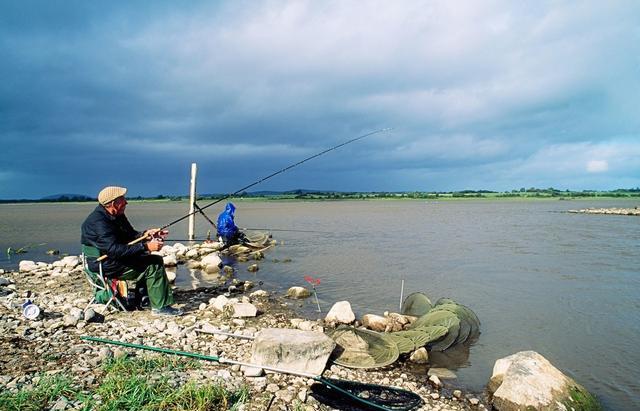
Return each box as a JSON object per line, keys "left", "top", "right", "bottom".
{"left": 81, "top": 205, "right": 146, "bottom": 276}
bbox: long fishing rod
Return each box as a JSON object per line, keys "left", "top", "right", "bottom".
{"left": 167, "top": 128, "right": 390, "bottom": 227}
{"left": 193, "top": 202, "right": 217, "bottom": 227}
{"left": 81, "top": 335, "right": 422, "bottom": 411}
{"left": 131, "top": 128, "right": 391, "bottom": 245}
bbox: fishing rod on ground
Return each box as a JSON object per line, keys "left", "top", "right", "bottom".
{"left": 81, "top": 335, "right": 422, "bottom": 411}
{"left": 97, "top": 128, "right": 391, "bottom": 262}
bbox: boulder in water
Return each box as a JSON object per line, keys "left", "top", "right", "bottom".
{"left": 287, "top": 286, "right": 311, "bottom": 299}
{"left": 489, "top": 351, "right": 601, "bottom": 411}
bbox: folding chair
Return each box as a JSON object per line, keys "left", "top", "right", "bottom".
{"left": 81, "top": 245, "right": 127, "bottom": 314}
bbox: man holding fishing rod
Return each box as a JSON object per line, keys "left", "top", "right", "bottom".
{"left": 81, "top": 186, "right": 182, "bottom": 316}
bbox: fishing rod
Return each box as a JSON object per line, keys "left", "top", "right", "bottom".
{"left": 81, "top": 335, "right": 422, "bottom": 411}
{"left": 193, "top": 202, "right": 217, "bottom": 227}
{"left": 96, "top": 128, "right": 391, "bottom": 262}
{"left": 133, "top": 128, "right": 391, "bottom": 245}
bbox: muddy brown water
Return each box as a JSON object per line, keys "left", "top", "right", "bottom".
{"left": 1, "top": 199, "right": 639, "bottom": 410}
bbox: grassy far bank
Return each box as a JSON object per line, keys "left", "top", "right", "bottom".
{"left": 2, "top": 188, "right": 640, "bottom": 204}
{"left": 0, "top": 355, "right": 249, "bottom": 411}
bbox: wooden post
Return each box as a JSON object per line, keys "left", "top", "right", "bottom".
{"left": 188, "top": 163, "right": 197, "bottom": 241}
{"left": 399, "top": 278, "right": 405, "bottom": 312}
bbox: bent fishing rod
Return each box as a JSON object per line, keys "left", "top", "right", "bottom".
{"left": 134, "top": 128, "right": 391, "bottom": 245}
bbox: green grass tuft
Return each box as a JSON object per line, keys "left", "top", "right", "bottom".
{"left": 564, "top": 385, "right": 602, "bottom": 411}
{"left": 0, "top": 355, "right": 248, "bottom": 411}
{"left": 0, "top": 374, "right": 92, "bottom": 411}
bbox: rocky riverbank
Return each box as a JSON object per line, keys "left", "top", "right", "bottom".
{"left": 568, "top": 207, "right": 640, "bottom": 216}
{"left": 0, "top": 251, "right": 488, "bottom": 410}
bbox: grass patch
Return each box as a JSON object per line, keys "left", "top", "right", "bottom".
{"left": 0, "top": 374, "right": 92, "bottom": 411}
{"left": 0, "top": 355, "right": 249, "bottom": 411}
{"left": 563, "top": 385, "right": 602, "bottom": 411}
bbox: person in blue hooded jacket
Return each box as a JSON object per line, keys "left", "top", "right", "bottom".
{"left": 216, "top": 202, "right": 246, "bottom": 247}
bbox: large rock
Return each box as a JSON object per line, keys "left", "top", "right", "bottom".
{"left": 250, "top": 328, "right": 335, "bottom": 376}
{"left": 489, "top": 351, "right": 601, "bottom": 411}
{"left": 229, "top": 303, "right": 258, "bottom": 318}
{"left": 325, "top": 301, "right": 355, "bottom": 325}
{"left": 162, "top": 254, "right": 177, "bottom": 267}
{"left": 19, "top": 260, "right": 37, "bottom": 272}
{"left": 287, "top": 286, "right": 310, "bottom": 299}
{"left": 211, "top": 295, "right": 229, "bottom": 312}
{"left": 201, "top": 252, "right": 221, "bottom": 267}
{"left": 61, "top": 256, "right": 80, "bottom": 268}
{"left": 361, "top": 314, "right": 388, "bottom": 332}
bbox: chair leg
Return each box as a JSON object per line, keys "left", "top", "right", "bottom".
{"left": 113, "top": 295, "right": 128, "bottom": 312}
{"left": 83, "top": 298, "right": 97, "bottom": 314}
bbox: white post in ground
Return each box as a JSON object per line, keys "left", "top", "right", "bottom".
{"left": 188, "top": 163, "right": 197, "bottom": 241}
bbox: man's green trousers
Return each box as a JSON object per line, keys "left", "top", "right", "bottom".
{"left": 118, "top": 254, "right": 174, "bottom": 309}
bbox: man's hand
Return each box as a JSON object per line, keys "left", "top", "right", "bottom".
{"left": 145, "top": 239, "right": 164, "bottom": 252}
{"left": 144, "top": 228, "right": 169, "bottom": 240}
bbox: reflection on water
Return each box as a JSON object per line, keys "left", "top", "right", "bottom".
{"left": 1, "top": 199, "right": 639, "bottom": 411}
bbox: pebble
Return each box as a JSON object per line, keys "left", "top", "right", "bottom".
{"left": 428, "top": 374, "right": 442, "bottom": 388}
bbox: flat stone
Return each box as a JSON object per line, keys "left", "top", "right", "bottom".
{"left": 428, "top": 368, "right": 457, "bottom": 379}
{"left": 251, "top": 328, "right": 335, "bottom": 376}
{"left": 231, "top": 303, "right": 258, "bottom": 318}
{"left": 241, "top": 365, "right": 264, "bottom": 377}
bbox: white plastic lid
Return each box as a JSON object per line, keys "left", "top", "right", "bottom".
{"left": 23, "top": 303, "right": 40, "bottom": 319}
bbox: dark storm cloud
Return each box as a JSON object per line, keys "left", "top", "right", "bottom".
{"left": 1, "top": 1, "right": 639, "bottom": 198}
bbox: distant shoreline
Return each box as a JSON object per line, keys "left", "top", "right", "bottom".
{"left": 1, "top": 194, "right": 639, "bottom": 206}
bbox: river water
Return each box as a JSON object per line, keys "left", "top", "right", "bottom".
{"left": 1, "top": 199, "right": 638, "bottom": 410}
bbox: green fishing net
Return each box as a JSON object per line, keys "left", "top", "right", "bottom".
{"left": 329, "top": 326, "right": 399, "bottom": 369}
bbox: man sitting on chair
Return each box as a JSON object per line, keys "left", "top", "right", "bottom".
{"left": 81, "top": 186, "right": 182, "bottom": 316}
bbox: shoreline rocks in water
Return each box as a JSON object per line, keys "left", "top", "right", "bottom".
{"left": 0, "top": 247, "right": 490, "bottom": 410}
{"left": 568, "top": 207, "right": 639, "bottom": 216}
{"left": 489, "top": 351, "right": 601, "bottom": 411}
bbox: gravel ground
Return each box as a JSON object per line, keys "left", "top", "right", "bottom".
{"left": 0, "top": 256, "right": 490, "bottom": 411}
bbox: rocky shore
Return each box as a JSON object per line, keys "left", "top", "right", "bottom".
{"left": 568, "top": 207, "right": 639, "bottom": 216}
{"left": 0, "top": 250, "right": 488, "bottom": 411}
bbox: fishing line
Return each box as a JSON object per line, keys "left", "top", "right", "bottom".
{"left": 159, "top": 128, "right": 391, "bottom": 231}
{"left": 118, "top": 128, "right": 391, "bottom": 248}
{"left": 193, "top": 202, "right": 217, "bottom": 228}
{"left": 241, "top": 227, "right": 332, "bottom": 234}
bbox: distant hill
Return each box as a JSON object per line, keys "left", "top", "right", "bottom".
{"left": 40, "top": 194, "right": 94, "bottom": 201}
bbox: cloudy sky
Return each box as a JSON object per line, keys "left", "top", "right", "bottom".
{"left": 1, "top": 1, "right": 639, "bottom": 199}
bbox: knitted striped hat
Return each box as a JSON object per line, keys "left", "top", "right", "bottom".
{"left": 98, "top": 186, "right": 127, "bottom": 205}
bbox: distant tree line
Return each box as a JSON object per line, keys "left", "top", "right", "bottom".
{"left": 2, "top": 187, "right": 639, "bottom": 204}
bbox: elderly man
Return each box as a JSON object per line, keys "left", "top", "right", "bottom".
{"left": 81, "top": 186, "right": 182, "bottom": 316}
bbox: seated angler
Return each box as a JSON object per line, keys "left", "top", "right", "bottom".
{"left": 81, "top": 186, "right": 182, "bottom": 316}
{"left": 216, "top": 202, "right": 247, "bottom": 248}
